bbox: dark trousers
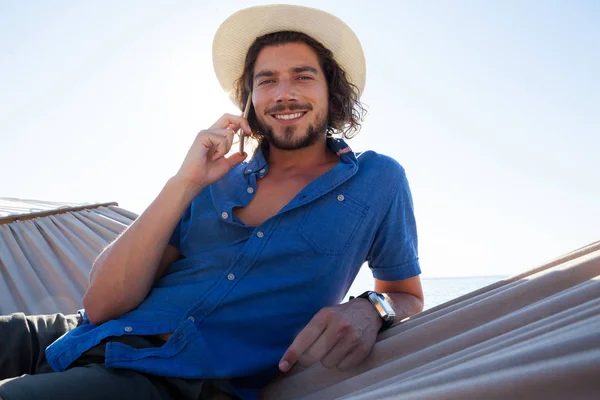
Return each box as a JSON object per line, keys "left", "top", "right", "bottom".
{"left": 0, "top": 313, "right": 236, "bottom": 400}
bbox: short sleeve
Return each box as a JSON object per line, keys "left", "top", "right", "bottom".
{"left": 367, "top": 167, "right": 421, "bottom": 281}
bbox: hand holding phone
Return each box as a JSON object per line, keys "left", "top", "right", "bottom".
{"left": 175, "top": 114, "right": 250, "bottom": 191}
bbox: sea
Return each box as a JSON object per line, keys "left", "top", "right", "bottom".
{"left": 347, "top": 267, "right": 508, "bottom": 310}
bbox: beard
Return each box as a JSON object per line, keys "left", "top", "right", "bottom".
{"left": 256, "top": 107, "right": 328, "bottom": 151}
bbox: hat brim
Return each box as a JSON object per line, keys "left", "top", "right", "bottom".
{"left": 212, "top": 4, "right": 366, "bottom": 107}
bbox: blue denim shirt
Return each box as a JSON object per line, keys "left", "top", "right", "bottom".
{"left": 46, "top": 138, "right": 421, "bottom": 399}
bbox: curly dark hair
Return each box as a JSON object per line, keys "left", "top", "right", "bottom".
{"left": 234, "top": 31, "right": 367, "bottom": 149}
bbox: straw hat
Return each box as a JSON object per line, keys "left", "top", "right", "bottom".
{"left": 212, "top": 4, "right": 366, "bottom": 106}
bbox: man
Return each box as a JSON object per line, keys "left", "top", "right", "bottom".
{"left": 0, "top": 5, "right": 423, "bottom": 400}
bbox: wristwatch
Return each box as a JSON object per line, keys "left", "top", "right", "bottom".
{"left": 350, "top": 291, "right": 396, "bottom": 332}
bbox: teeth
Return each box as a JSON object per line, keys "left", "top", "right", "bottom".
{"left": 274, "top": 112, "right": 304, "bottom": 120}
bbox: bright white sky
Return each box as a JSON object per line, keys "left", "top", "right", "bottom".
{"left": 1, "top": 1, "right": 598, "bottom": 278}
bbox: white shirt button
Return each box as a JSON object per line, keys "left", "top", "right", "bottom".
{"left": 124, "top": 326, "right": 133, "bottom": 333}
{"left": 221, "top": 212, "right": 229, "bottom": 219}
{"left": 256, "top": 231, "right": 264, "bottom": 238}
{"left": 227, "top": 273, "right": 235, "bottom": 281}
{"left": 246, "top": 169, "right": 253, "bottom": 173}
{"left": 188, "top": 316, "right": 195, "bottom": 323}
{"left": 259, "top": 168, "right": 266, "bottom": 174}
{"left": 247, "top": 187, "right": 254, "bottom": 194}
{"left": 337, "top": 195, "right": 345, "bottom": 202}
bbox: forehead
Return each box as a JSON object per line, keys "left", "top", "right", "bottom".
{"left": 253, "top": 42, "right": 322, "bottom": 74}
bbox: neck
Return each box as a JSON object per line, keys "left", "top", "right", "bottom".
{"left": 266, "top": 136, "right": 337, "bottom": 172}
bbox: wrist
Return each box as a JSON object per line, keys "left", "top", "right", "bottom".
{"left": 355, "top": 298, "right": 384, "bottom": 328}
{"left": 351, "top": 291, "right": 396, "bottom": 332}
{"left": 168, "top": 175, "right": 206, "bottom": 202}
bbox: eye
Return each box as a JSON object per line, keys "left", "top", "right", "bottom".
{"left": 258, "top": 79, "right": 274, "bottom": 86}
{"left": 298, "top": 76, "right": 314, "bottom": 81}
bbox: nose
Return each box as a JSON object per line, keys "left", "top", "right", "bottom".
{"left": 275, "top": 78, "right": 297, "bottom": 103}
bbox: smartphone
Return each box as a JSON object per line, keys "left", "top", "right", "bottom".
{"left": 239, "top": 93, "right": 252, "bottom": 155}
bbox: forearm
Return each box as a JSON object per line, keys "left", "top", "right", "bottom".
{"left": 83, "top": 176, "right": 202, "bottom": 324}
{"left": 385, "top": 292, "right": 424, "bottom": 324}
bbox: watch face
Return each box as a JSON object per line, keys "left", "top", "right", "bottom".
{"left": 368, "top": 292, "right": 396, "bottom": 318}
{"left": 380, "top": 299, "right": 395, "bottom": 316}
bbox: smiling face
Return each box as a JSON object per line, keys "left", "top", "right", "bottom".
{"left": 251, "top": 42, "right": 329, "bottom": 150}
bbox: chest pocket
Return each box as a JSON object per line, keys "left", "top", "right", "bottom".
{"left": 299, "top": 192, "right": 369, "bottom": 255}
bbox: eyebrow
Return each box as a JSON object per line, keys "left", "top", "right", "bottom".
{"left": 254, "top": 66, "right": 319, "bottom": 81}
{"left": 292, "top": 66, "right": 318, "bottom": 74}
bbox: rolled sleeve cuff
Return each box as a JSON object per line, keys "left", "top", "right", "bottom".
{"left": 371, "top": 258, "right": 421, "bottom": 281}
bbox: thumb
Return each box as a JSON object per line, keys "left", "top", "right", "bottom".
{"left": 225, "top": 152, "right": 247, "bottom": 168}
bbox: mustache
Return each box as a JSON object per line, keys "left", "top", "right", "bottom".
{"left": 264, "top": 103, "right": 313, "bottom": 114}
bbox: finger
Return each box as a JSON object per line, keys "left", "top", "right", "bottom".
{"left": 202, "top": 134, "right": 229, "bottom": 161}
{"left": 210, "top": 114, "right": 252, "bottom": 134}
{"left": 224, "top": 125, "right": 237, "bottom": 150}
{"left": 279, "top": 314, "right": 328, "bottom": 372}
{"left": 320, "top": 331, "right": 359, "bottom": 369}
{"left": 227, "top": 122, "right": 241, "bottom": 134}
{"left": 211, "top": 128, "right": 234, "bottom": 161}
{"left": 204, "top": 130, "right": 234, "bottom": 154}
{"left": 298, "top": 323, "right": 342, "bottom": 369}
{"left": 207, "top": 127, "right": 234, "bottom": 142}
{"left": 336, "top": 346, "right": 369, "bottom": 372}
{"left": 224, "top": 152, "right": 247, "bottom": 168}
{"left": 198, "top": 129, "right": 233, "bottom": 148}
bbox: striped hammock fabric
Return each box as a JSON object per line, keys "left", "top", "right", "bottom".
{"left": 261, "top": 241, "right": 600, "bottom": 399}
{"left": 1, "top": 199, "right": 598, "bottom": 398}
